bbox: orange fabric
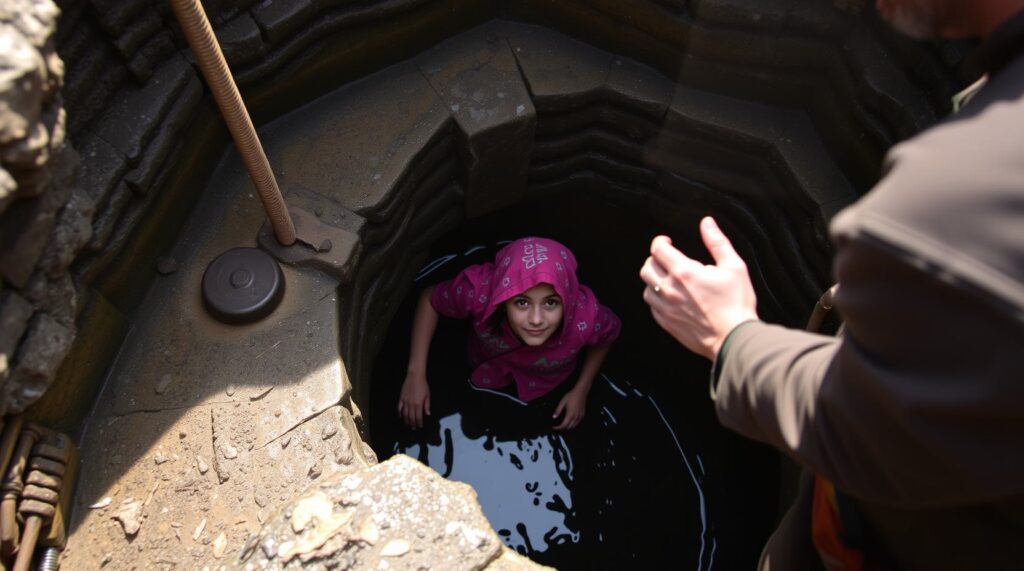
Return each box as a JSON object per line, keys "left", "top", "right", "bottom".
{"left": 812, "top": 477, "right": 865, "bottom": 571}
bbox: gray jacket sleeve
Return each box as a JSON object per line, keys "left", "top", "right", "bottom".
{"left": 714, "top": 238, "right": 1024, "bottom": 510}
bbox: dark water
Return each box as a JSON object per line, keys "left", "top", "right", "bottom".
{"left": 370, "top": 194, "right": 779, "bottom": 569}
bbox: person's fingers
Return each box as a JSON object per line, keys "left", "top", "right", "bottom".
{"left": 642, "top": 283, "right": 677, "bottom": 311}
{"left": 425, "top": 394, "right": 431, "bottom": 417}
{"left": 650, "top": 235, "right": 702, "bottom": 277}
{"left": 639, "top": 257, "right": 669, "bottom": 290}
{"left": 413, "top": 405, "right": 423, "bottom": 430}
{"left": 553, "top": 399, "right": 566, "bottom": 419}
{"left": 700, "top": 217, "right": 744, "bottom": 269}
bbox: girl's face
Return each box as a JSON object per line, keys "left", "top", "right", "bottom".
{"left": 504, "top": 283, "right": 563, "bottom": 346}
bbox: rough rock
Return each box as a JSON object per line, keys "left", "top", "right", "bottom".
{"left": 113, "top": 499, "right": 143, "bottom": 537}
{"left": 0, "top": 292, "right": 34, "bottom": 358}
{"left": 3, "top": 312, "right": 72, "bottom": 415}
{"left": 235, "top": 455, "right": 518, "bottom": 570}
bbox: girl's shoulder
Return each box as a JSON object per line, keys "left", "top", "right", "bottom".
{"left": 431, "top": 262, "right": 497, "bottom": 320}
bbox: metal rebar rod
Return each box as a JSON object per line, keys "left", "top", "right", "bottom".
{"left": 11, "top": 517, "right": 41, "bottom": 571}
{"left": 0, "top": 416, "right": 24, "bottom": 489}
{"left": 805, "top": 284, "right": 839, "bottom": 333}
{"left": 168, "top": 0, "right": 296, "bottom": 246}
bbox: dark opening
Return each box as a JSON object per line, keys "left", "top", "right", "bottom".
{"left": 370, "top": 190, "right": 779, "bottom": 569}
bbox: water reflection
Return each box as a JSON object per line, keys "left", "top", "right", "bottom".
{"left": 390, "top": 372, "right": 715, "bottom": 569}
{"left": 397, "top": 412, "right": 579, "bottom": 555}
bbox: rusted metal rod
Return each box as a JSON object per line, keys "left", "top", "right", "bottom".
{"left": 806, "top": 284, "right": 839, "bottom": 333}
{"left": 0, "top": 416, "right": 24, "bottom": 488}
{"left": 168, "top": 0, "right": 296, "bottom": 246}
{"left": 0, "top": 424, "right": 40, "bottom": 562}
{"left": 12, "top": 433, "right": 71, "bottom": 571}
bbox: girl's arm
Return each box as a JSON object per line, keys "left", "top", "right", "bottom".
{"left": 399, "top": 286, "right": 438, "bottom": 429}
{"left": 553, "top": 343, "right": 611, "bottom": 430}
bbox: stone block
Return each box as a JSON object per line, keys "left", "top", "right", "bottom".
{"left": 123, "top": 72, "right": 202, "bottom": 195}
{"left": 0, "top": 291, "right": 33, "bottom": 359}
{"left": 263, "top": 59, "right": 449, "bottom": 220}
{"left": 90, "top": 0, "right": 150, "bottom": 36}
{"left": 251, "top": 0, "right": 319, "bottom": 45}
{"left": 3, "top": 312, "right": 73, "bottom": 415}
{"left": 94, "top": 54, "right": 193, "bottom": 162}
{"left": 75, "top": 134, "right": 128, "bottom": 208}
{"left": 419, "top": 23, "right": 537, "bottom": 218}
{"left": 38, "top": 153, "right": 93, "bottom": 278}
{"left": 112, "top": 7, "right": 163, "bottom": 61}
{"left": 535, "top": 104, "right": 662, "bottom": 140}
{"left": 506, "top": 23, "right": 611, "bottom": 112}
{"left": 604, "top": 56, "right": 674, "bottom": 120}
{"left": 532, "top": 128, "right": 646, "bottom": 164}
{"left": 61, "top": 41, "right": 130, "bottom": 137}
{"left": 203, "top": 0, "right": 257, "bottom": 25}
{"left": 22, "top": 271, "right": 77, "bottom": 328}
{"left": 85, "top": 182, "right": 132, "bottom": 253}
{"left": 690, "top": 0, "right": 788, "bottom": 31}
{"left": 217, "top": 12, "right": 267, "bottom": 67}
{"left": 531, "top": 151, "right": 656, "bottom": 186}
{"left": 126, "top": 30, "right": 177, "bottom": 83}
{"left": 775, "top": 115, "right": 858, "bottom": 220}
{"left": 237, "top": 455, "right": 505, "bottom": 570}
{"left": 0, "top": 176, "right": 69, "bottom": 287}
{"left": 364, "top": 131, "right": 456, "bottom": 224}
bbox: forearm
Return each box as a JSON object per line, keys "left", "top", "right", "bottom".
{"left": 714, "top": 321, "right": 838, "bottom": 458}
{"left": 573, "top": 344, "right": 611, "bottom": 395}
{"left": 716, "top": 237, "right": 1024, "bottom": 508}
{"left": 406, "top": 286, "right": 439, "bottom": 378}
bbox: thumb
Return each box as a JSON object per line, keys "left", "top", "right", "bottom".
{"left": 425, "top": 394, "right": 431, "bottom": 416}
{"left": 553, "top": 399, "right": 565, "bottom": 419}
{"left": 700, "top": 217, "right": 742, "bottom": 268}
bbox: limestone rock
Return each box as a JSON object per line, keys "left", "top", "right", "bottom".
{"left": 113, "top": 499, "right": 142, "bottom": 537}
{"left": 234, "top": 455, "right": 511, "bottom": 570}
{"left": 3, "top": 312, "right": 72, "bottom": 415}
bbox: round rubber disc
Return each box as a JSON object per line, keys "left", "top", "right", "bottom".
{"left": 201, "top": 247, "right": 284, "bottom": 324}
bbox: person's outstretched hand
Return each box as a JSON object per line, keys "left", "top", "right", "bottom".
{"left": 640, "top": 217, "right": 759, "bottom": 360}
{"left": 553, "top": 387, "right": 587, "bottom": 430}
{"left": 398, "top": 373, "right": 431, "bottom": 429}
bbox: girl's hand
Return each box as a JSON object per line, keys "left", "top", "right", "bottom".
{"left": 398, "top": 373, "right": 431, "bottom": 429}
{"left": 553, "top": 387, "right": 587, "bottom": 430}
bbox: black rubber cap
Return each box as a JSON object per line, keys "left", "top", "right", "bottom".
{"left": 202, "top": 247, "right": 284, "bottom": 324}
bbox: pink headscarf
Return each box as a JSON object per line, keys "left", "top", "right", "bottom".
{"left": 431, "top": 237, "right": 620, "bottom": 401}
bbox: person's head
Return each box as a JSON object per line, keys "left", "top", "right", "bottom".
{"left": 503, "top": 282, "right": 564, "bottom": 346}
{"left": 480, "top": 237, "right": 580, "bottom": 345}
{"left": 876, "top": 0, "right": 1019, "bottom": 39}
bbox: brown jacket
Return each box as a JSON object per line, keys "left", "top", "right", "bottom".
{"left": 714, "top": 13, "right": 1024, "bottom": 570}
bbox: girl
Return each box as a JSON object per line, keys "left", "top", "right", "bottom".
{"left": 398, "top": 237, "right": 621, "bottom": 431}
